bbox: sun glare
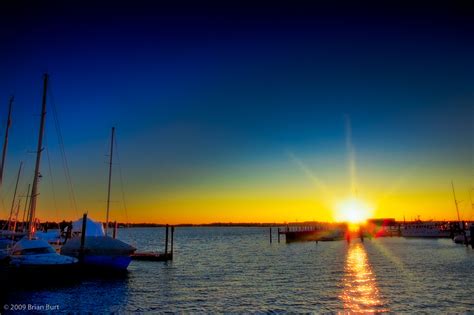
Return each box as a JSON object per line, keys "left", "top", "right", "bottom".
{"left": 335, "top": 197, "right": 374, "bottom": 224}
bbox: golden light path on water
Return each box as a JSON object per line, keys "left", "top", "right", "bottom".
{"left": 340, "top": 242, "right": 388, "bottom": 313}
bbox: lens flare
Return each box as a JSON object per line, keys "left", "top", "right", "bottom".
{"left": 334, "top": 197, "right": 374, "bottom": 224}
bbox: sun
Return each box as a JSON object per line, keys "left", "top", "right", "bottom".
{"left": 334, "top": 197, "right": 374, "bottom": 224}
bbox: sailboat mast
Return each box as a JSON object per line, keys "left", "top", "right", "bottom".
{"left": 13, "top": 199, "right": 21, "bottom": 232}
{"left": 451, "top": 181, "right": 460, "bottom": 222}
{"left": 105, "top": 126, "right": 115, "bottom": 236}
{"left": 7, "top": 161, "right": 22, "bottom": 230}
{"left": 22, "top": 184, "right": 31, "bottom": 232}
{"left": 27, "top": 73, "right": 48, "bottom": 238}
{"left": 0, "top": 96, "right": 13, "bottom": 186}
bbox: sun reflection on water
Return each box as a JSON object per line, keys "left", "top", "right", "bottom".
{"left": 340, "top": 242, "right": 388, "bottom": 313}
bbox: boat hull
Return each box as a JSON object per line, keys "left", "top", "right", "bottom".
{"left": 9, "top": 253, "right": 78, "bottom": 266}
{"left": 401, "top": 223, "right": 452, "bottom": 238}
{"left": 401, "top": 232, "right": 451, "bottom": 238}
{"left": 80, "top": 254, "right": 132, "bottom": 270}
{"left": 61, "top": 236, "right": 136, "bottom": 270}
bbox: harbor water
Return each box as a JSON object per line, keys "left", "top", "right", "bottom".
{"left": 3, "top": 227, "right": 474, "bottom": 312}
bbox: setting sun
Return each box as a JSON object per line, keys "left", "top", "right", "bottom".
{"left": 334, "top": 197, "right": 374, "bottom": 224}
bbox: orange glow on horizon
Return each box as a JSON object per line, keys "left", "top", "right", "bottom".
{"left": 4, "top": 167, "right": 470, "bottom": 224}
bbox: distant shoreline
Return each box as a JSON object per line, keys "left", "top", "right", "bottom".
{"left": 2, "top": 219, "right": 471, "bottom": 230}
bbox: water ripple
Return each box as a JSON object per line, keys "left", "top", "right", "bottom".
{"left": 3, "top": 227, "right": 474, "bottom": 313}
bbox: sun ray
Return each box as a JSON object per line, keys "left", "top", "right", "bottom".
{"left": 345, "top": 115, "right": 357, "bottom": 197}
{"left": 286, "top": 151, "right": 335, "bottom": 204}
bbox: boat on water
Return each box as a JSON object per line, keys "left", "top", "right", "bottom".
{"left": 401, "top": 221, "right": 452, "bottom": 238}
{"left": 453, "top": 231, "right": 471, "bottom": 244}
{"left": 2, "top": 74, "right": 78, "bottom": 271}
{"left": 35, "top": 229, "right": 64, "bottom": 252}
{"left": 452, "top": 222, "right": 473, "bottom": 245}
{"left": 61, "top": 216, "right": 136, "bottom": 270}
{"left": 9, "top": 238, "right": 76, "bottom": 267}
{"left": 450, "top": 183, "right": 473, "bottom": 245}
{"left": 1, "top": 228, "right": 64, "bottom": 256}
{"left": 0, "top": 99, "right": 27, "bottom": 258}
{"left": 0, "top": 231, "right": 25, "bottom": 261}
{"left": 61, "top": 127, "right": 135, "bottom": 270}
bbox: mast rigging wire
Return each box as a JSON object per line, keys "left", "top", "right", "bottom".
{"left": 47, "top": 83, "right": 78, "bottom": 217}
{"left": 45, "top": 144, "right": 59, "bottom": 220}
{"left": 113, "top": 134, "right": 129, "bottom": 224}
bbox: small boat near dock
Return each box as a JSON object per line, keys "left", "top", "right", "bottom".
{"left": 61, "top": 214, "right": 136, "bottom": 270}
{"left": 61, "top": 128, "right": 136, "bottom": 270}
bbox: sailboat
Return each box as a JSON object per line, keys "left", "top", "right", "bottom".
{"left": 0, "top": 96, "right": 22, "bottom": 258}
{"left": 61, "top": 127, "right": 136, "bottom": 270}
{"left": 450, "top": 182, "right": 472, "bottom": 245}
{"left": 7, "top": 74, "right": 78, "bottom": 269}
{"left": 0, "top": 162, "right": 26, "bottom": 260}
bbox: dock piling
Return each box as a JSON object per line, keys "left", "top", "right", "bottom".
{"left": 80, "top": 213, "right": 87, "bottom": 261}
{"left": 131, "top": 225, "right": 175, "bottom": 262}
{"left": 470, "top": 225, "right": 474, "bottom": 249}
{"left": 269, "top": 227, "right": 272, "bottom": 243}
{"left": 462, "top": 221, "right": 468, "bottom": 247}
{"left": 165, "top": 224, "right": 169, "bottom": 254}
{"left": 171, "top": 226, "right": 174, "bottom": 259}
{"left": 277, "top": 228, "right": 280, "bottom": 243}
{"left": 113, "top": 221, "right": 117, "bottom": 239}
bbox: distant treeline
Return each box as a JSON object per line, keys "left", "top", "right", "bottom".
{"left": 1, "top": 219, "right": 471, "bottom": 230}
{"left": 93, "top": 221, "right": 344, "bottom": 228}
{"left": 0, "top": 220, "right": 350, "bottom": 229}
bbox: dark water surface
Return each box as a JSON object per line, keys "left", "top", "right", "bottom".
{"left": 3, "top": 227, "right": 474, "bottom": 313}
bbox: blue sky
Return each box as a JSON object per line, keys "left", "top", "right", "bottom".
{"left": 0, "top": 1, "right": 472, "bottom": 222}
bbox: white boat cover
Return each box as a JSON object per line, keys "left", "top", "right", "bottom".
{"left": 61, "top": 236, "right": 136, "bottom": 256}
{"left": 72, "top": 218, "right": 105, "bottom": 236}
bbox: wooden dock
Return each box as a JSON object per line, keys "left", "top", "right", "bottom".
{"left": 131, "top": 252, "right": 172, "bottom": 261}
{"left": 271, "top": 224, "right": 348, "bottom": 243}
{"left": 281, "top": 227, "right": 325, "bottom": 242}
{"left": 132, "top": 225, "right": 174, "bottom": 262}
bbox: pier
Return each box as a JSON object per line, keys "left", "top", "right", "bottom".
{"left": 132, "top": 225, "right": 174, "bottom": 262}
{"left": 269, "top": 223, "right": 348, "bottom": 243}
{"left": 280, "top": 226, "right": 327, "bottom": 242}
{"left": 269, "top": 220, "right": 474, "bottom": 246}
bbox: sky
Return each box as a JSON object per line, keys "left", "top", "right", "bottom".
{"left": 0, "top": 0, "right": 472, "bottom": 224}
